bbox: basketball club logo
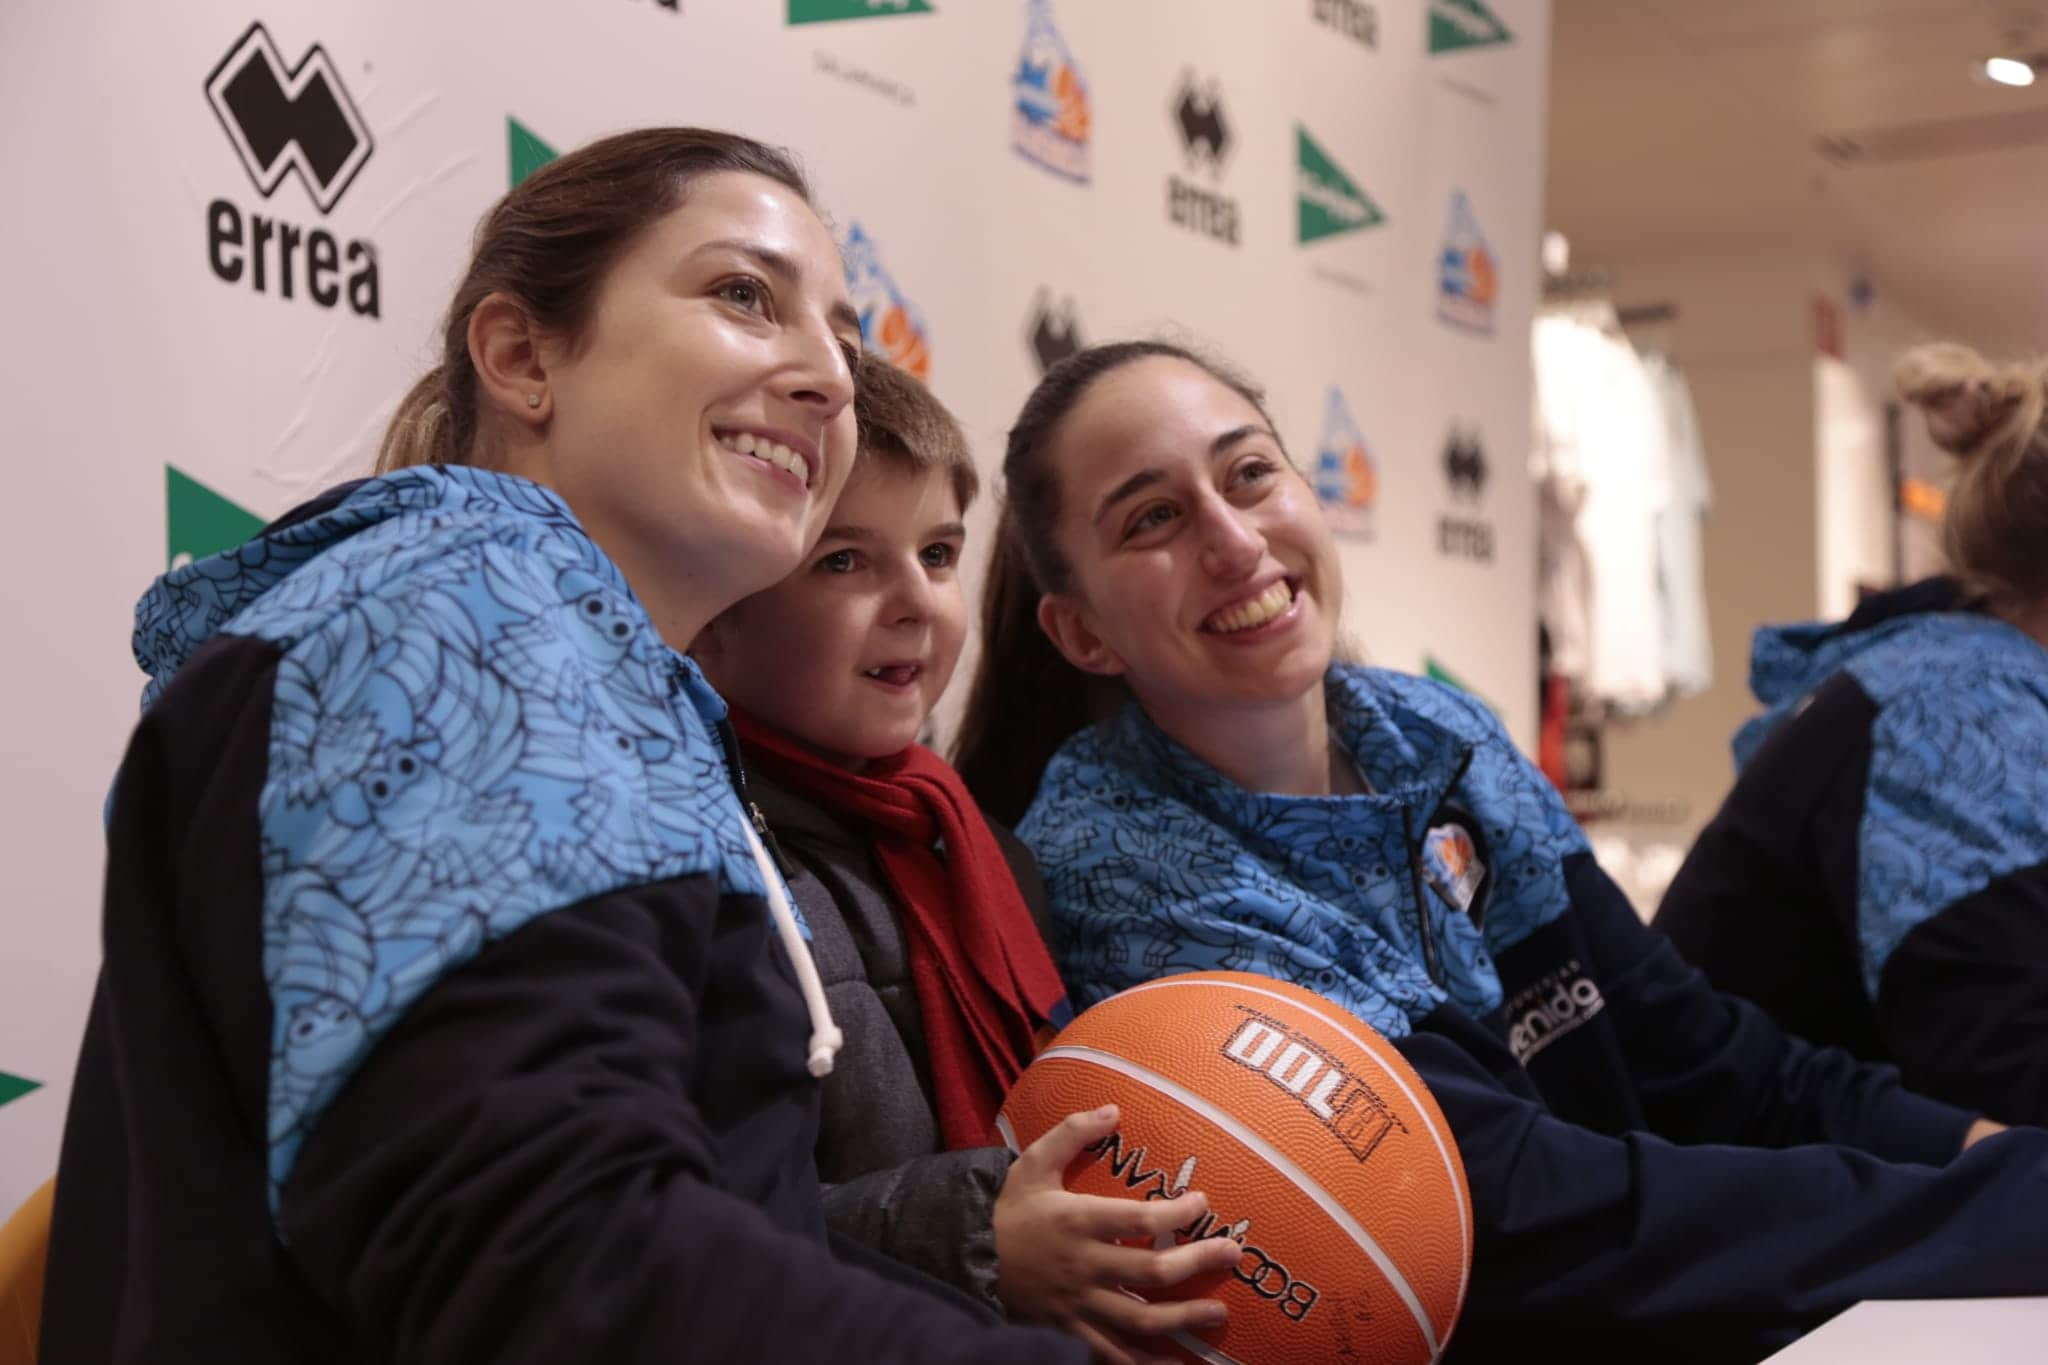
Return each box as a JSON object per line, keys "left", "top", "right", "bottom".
{"left": 1012, "top": 0, "right": 1090, "bottom": 183}
{"left": 1422, "top": 822, "right": 1487, "bottom": 918}
{"left": 1436, "top": 189, "right": 1499, "bottom": 333}
{"left": 1313, "top": 386, "right": 1377, "bottom": 539}
{"left": 841, "top": 222, "right": 932, "bottom": 378}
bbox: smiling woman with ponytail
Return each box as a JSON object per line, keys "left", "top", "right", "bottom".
{"left": 1661, "top": 340, "right": 2048, "bottom": 1130}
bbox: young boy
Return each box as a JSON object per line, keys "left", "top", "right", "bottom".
{"left": 693, "top": 360, "right": 1238, "bottom": 1359}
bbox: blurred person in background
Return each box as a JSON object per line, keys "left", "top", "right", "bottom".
{"left": 1659, "top": 341, "right": 2048, "bottom": 1127}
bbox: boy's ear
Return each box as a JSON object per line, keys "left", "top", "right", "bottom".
{"left": 1036, "top": 593, "right": 1126, "bottom": 678}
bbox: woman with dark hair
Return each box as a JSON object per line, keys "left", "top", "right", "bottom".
{"left": 43, "top": 129, "right": 1082, "bottom": 1364}
{"left": 957, "top": 339, "right": 2048, "bottom": 1363}
{"left": 1658, "top": 341, "right": 2048, "bottom": 1126}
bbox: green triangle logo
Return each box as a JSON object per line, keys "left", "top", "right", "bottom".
{"left": 509, "top": 117, "right": 559, "bottom": 189}
{"left": 1429, "top": 0, "right": 1512, "bottom": 53}
{"left": 1297, "top": 125, "right": 1385, "bottom": 243}
{"left": 167, "top": 465, "right": 264, "bottom": 571}
{"left": 0, "top": 1071, "right": 41, "bottom": 1110}
{"left": 789, "top": 0, "right": 933, "bottom": 23}
{"left": 1425, "top": 655, "right": 1469, "bottom": 691}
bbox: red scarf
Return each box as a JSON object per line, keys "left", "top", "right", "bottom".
{"left": 729, "top": 709, "right": 1071, "bottom": 1150}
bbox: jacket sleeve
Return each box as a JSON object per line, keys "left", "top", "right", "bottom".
{"left": 279, "top": 877, "right": 1088, "bottom": 1365}
{"left": 821, "top": 1148, "right": 1018, "bottom": 1311}
{"left": 1877, "top": 862, "right": 2048, "bottom": 1126}
{"left": 1397, "top": 1021, "right": 2048, "bottom": 1350}
{"left": 1566, "top": 853, "right": 1976, "bottom": 1163}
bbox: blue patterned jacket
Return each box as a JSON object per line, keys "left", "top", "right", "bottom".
{"left": 1661, "top": 578, "right": 2048, "bottom": 1126}
{"left": 41, "top": 467, "right": 1082, "bottom": 1365}
{"left": 1022, "top": 663, "right": 2048, "bottom": 1361}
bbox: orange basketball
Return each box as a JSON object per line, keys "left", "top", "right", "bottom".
{"left": 997, "top": 971, "right": 1471, "bottom": 1365}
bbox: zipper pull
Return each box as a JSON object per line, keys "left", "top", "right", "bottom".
{"left": 1402, "top": 806, "right": 1447, "bottom": 988}
{"left": 749, "top": 800, "right": 798, "bottom": 880}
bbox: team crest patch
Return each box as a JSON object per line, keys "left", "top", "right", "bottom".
{"left": 1423, "top": 821, "right": 1487, "bottom": 917}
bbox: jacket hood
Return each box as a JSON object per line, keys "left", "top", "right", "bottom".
{"left": 1733, "top": 577, "right": 1967, "bottom": 768}
{"left": 131, "top": 467, "right": 581, "bottom": 712}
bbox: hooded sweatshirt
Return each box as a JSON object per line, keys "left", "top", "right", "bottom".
{"left": 1022, "top": 662, "right": 2048, "bottom": 1364}
{"left": 40, "top": 466, "right": 1083, "bottom": 1365}
{"left": 1658, "top": 579, "right": 2048, "bottom": 1125}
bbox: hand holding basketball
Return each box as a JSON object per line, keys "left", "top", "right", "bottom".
{"left": 994, "top": 1103, "right": 1238, "bottom": 1364}
{"left": 999, "top": 972, "right": 1473, "bottom": 1365}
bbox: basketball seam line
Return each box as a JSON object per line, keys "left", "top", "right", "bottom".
{"left": 1037, "top": 1043, "right": 1442, "bottom": 1359}
{"left": 1165, "top": 1327, "right": 1247, "bottom": 1365}
{"left": 1118, "top": 975, "right": 1473, "bottom": 1314}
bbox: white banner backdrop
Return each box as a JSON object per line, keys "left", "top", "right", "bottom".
{"left": 0, "top": 0, "right": 1549, "bottom": 1212}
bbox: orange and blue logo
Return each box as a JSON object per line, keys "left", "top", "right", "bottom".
{"left": 1012, "top": 0, "right": 1090, "bottom": 183}
{"left": 1437, "top": 189, "right": 1499, "bottom": 334}
{"left": 1313, "top": 386, "right": 1376, "bottom": 539}
{"left": 841, "top": 222, "right": 932, "bottom": 379}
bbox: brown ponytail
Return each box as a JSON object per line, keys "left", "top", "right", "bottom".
{"left": 1894, "top": 342, "right": 2048, "bottom": 614}
{"left": 952, "top": 339, "right": 1278, "bottom": 824}
{"left": 374, "top": 126, "right": 813, "bottom": 474}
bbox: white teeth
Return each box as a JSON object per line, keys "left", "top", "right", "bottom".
{"left": 765, "top": 443, "right": 810, "bottom": 486}
{"left": 718, "top": 432, "right": 810, "bottom": 487}
{"left": 1208, "top": 581, "right": 1294, "bottom": 633}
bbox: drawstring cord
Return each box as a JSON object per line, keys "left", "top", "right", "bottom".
{"left": 740, "top": 816, "right": 844, "bottom": 1078}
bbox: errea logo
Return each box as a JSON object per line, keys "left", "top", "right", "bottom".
{"left": 202, "top": 22, "right": 380, "bottom": 317}
{"left": 205, "top": 22, "right": 373, "bottom": 214}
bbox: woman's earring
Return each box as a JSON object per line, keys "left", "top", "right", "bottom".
{"left": 526, "top": 392, "right": 543, "bottom": 409}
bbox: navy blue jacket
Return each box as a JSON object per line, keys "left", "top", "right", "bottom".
{"left": 1659, "top": 579, "right": 2048, "bottom": 1126}
{"left": 1023, "top": 664, "right": 2048, "bottom": 1363}
{"left": 41, "top": 468, "right": 1081, "bottom": 1364}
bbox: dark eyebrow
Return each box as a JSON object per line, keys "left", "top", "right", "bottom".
{"left": 823, "top": 521, "right": 968, "bottom": 543}
{"left": 1093, "top": 468, "right": 1167, "bottom": 526}
{"left": 1090, "top": 425, "right": 1279, "bottom": 527}
{"left": 1211, "top": 423, "right": 1274, "bottom": 456}
{"left": 691, "top": 238, "right": 862, "bottom": 338}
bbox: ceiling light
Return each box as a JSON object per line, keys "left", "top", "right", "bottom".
{"left": 1985, "top": 56, "right": 2036, "bottom": 87}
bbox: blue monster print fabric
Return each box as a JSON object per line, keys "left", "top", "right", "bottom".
{"left": 1841, "top": 614, "right": 2048, "bottom": 997}
{"left": 1018, "top": 665, "right": 1588, "bottom": 1037}
{"left": 1732, "top": 612, "right": 1932, "bottom": 770}
{"left": 130, "top": 465, "right": 780, "bottom": 1204}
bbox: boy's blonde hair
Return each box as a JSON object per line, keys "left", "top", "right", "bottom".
{"left": 853, "top": 357, "right": 980, "bottom": 512}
